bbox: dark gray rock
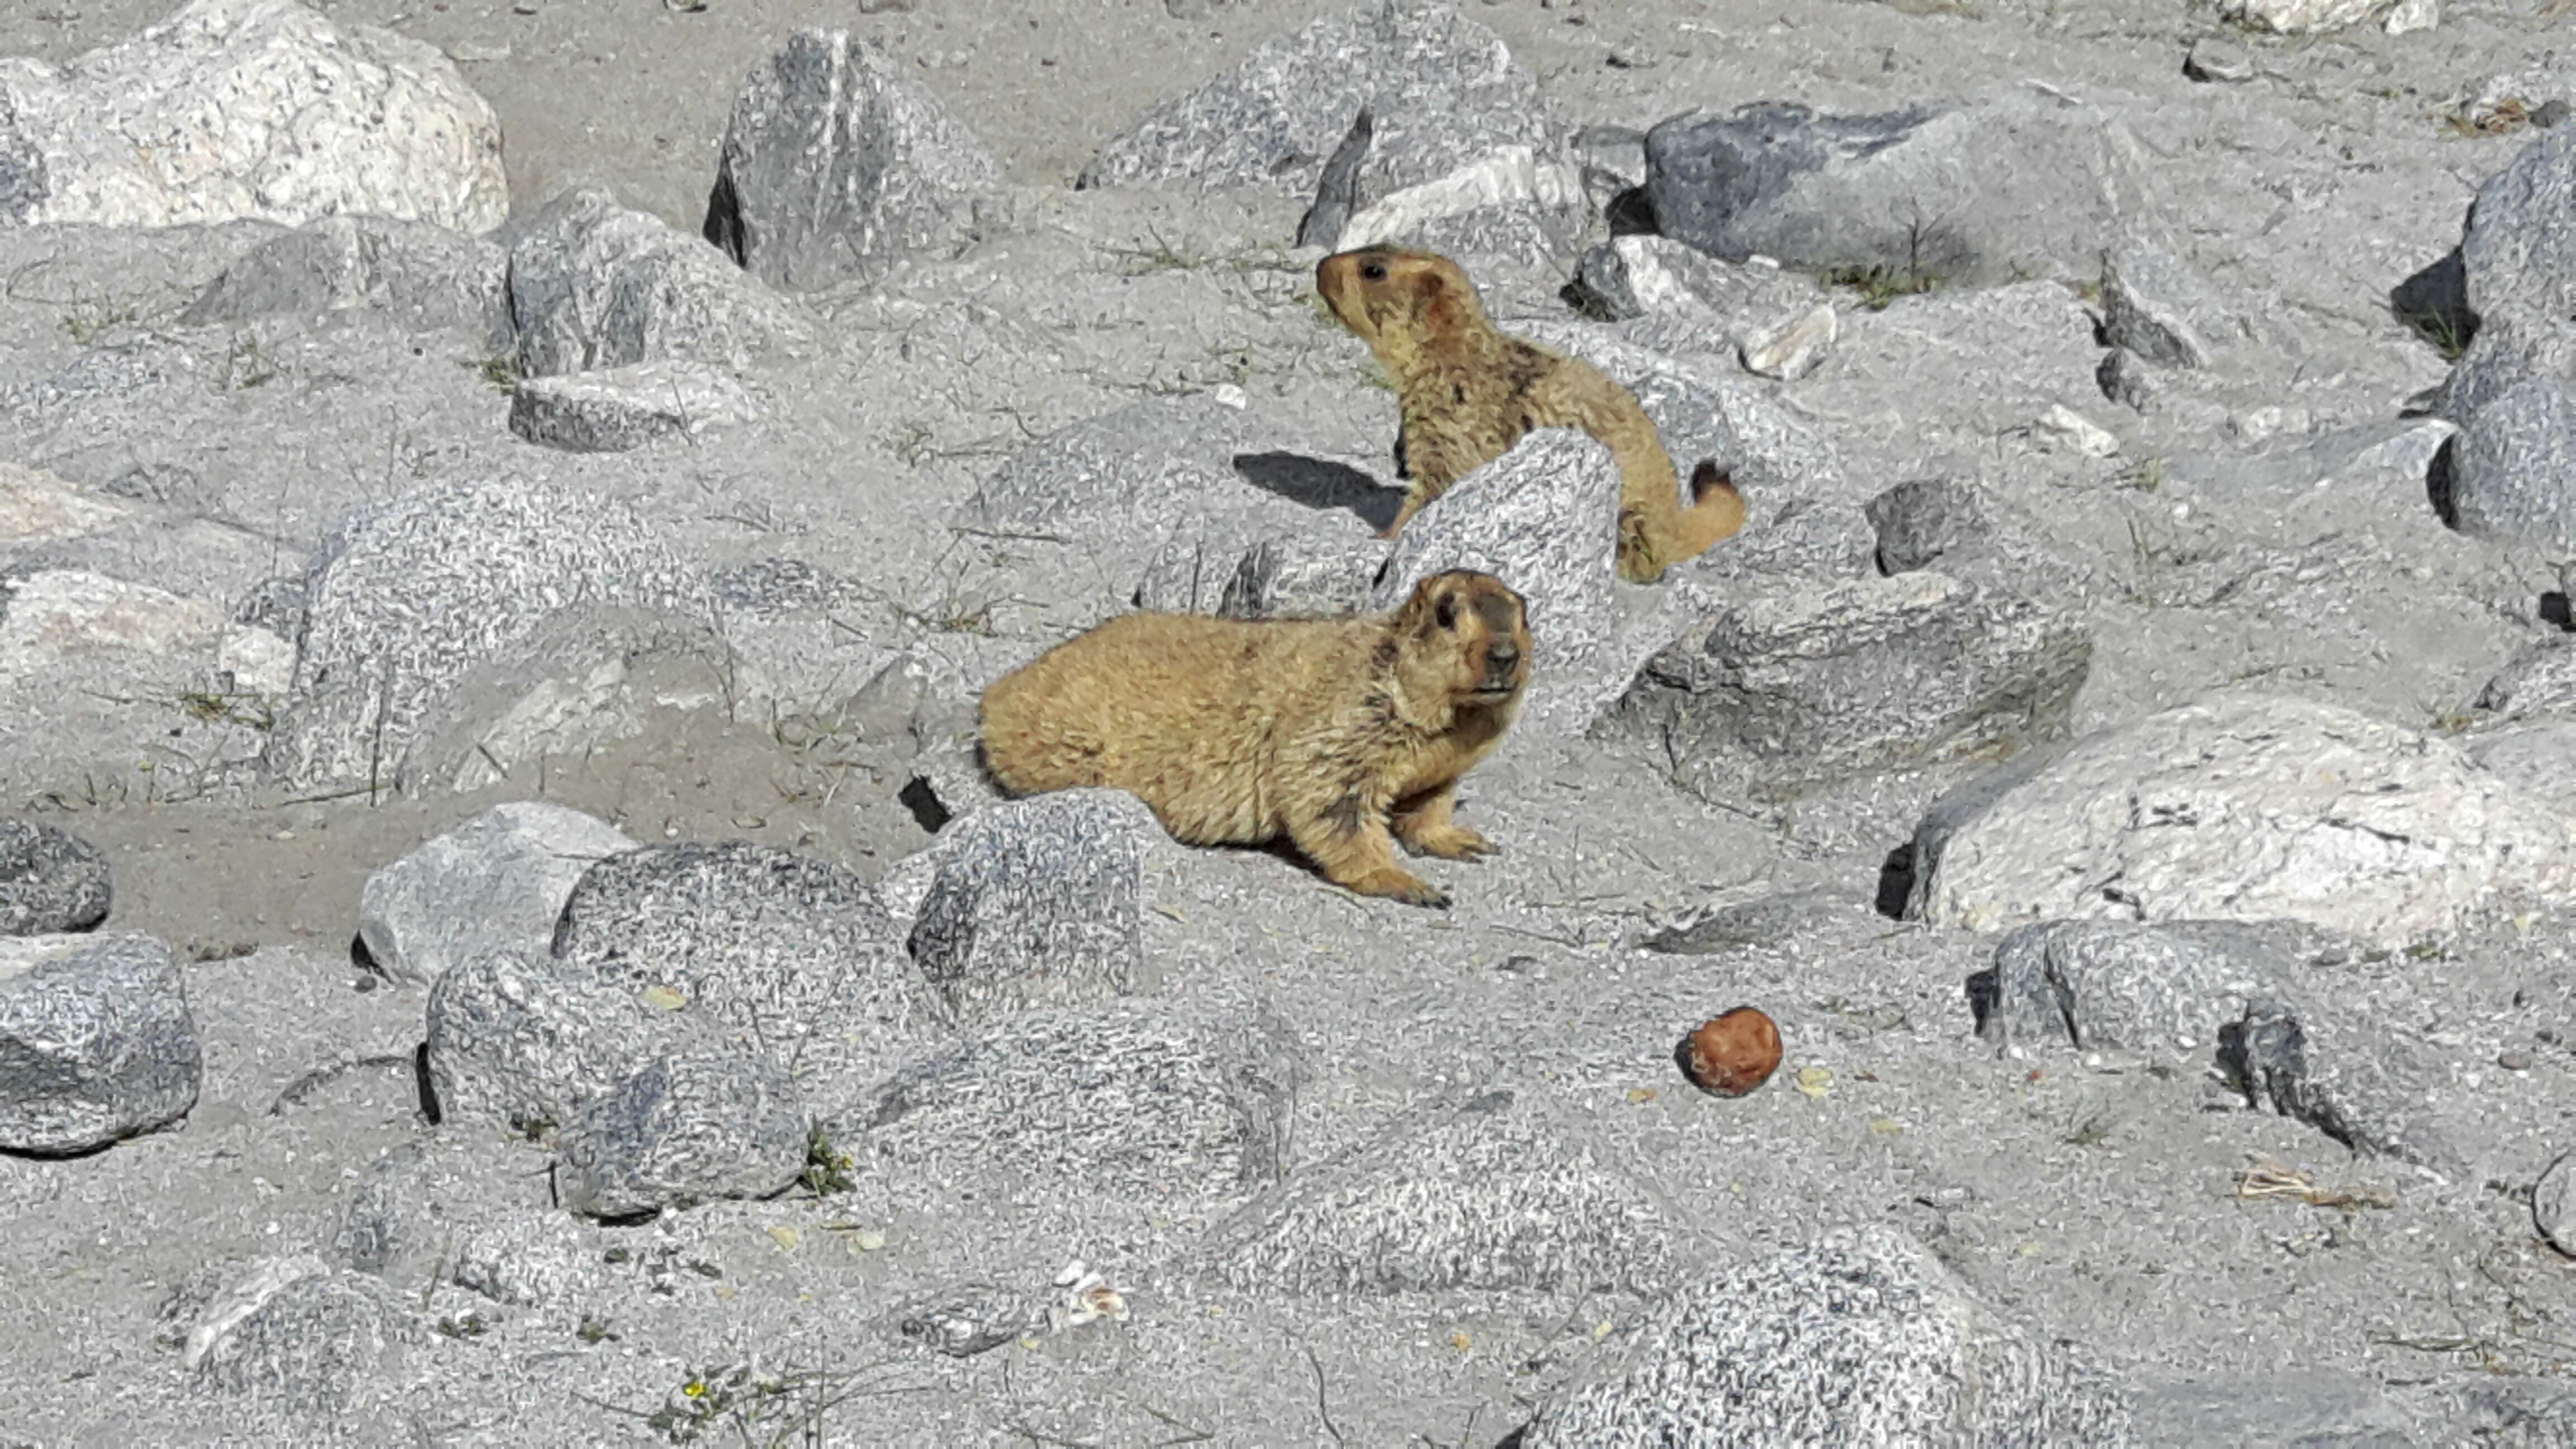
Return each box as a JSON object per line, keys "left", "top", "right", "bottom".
{"left": 2437, "top": 129, "right": 2576, "bottom": 550}
{"left": 551, "top": 840, "right": 940, "bottom": 1119}
{"left": 1864, "top": 475, "right": 2092, "bottom": 598}
{"left": 553, "top": 1050, "right": 808, "bottom": 1219}
{"left": 182, "top": 1257, "right": 416, "bottom": 1418}
{"left": 1519, "top": 1227, "right": 2133, "bottom": 1447}
{"left": 702, "top": 29, "right": 1001, "bottom": 292}
{"left": 1569, "top": 235, "right": 1829, "bottom": 337}
{"left": 2100, "top": 238, "right": 2233, "bottom": 370}
{"left": 1218, "top": 532, "right": 1384, "bottom": 620}
{"left": 506, "top": 361, "right": 763, "bottom": 453}
{"left": 507, "top": 186, "right": 812, "bottom": 378}
{"left": 2476, "top": 636, "right": 2576, "bottom": 718}
{"left": 1082, "top": 0, "right": 1566, "bottom": 205}
{"left": 423, "top": 949, "right": 685, "bottom": 1135}
{"left": 1202, "top": 1087, "right": 1684, "bottom": 1295}
{"left": 2219, "top": 993, "right": 2450, "bottom": 1163}
{"left": 1971, "top": 918, "right": 2311, "bottom": 1055}
{"left": 261, "top": 476, "right": 703, "bottom": 790}
{"left": 2461, "top": 126, "right": 2576, "bottom": 328}
{"left": 2538, "top": 1152, "right": 2575, "bottom": 1257}
{"left": 858, "top": 1002, "right": 1294, "bottom": 1206}
{"left": 907, "top": 790, "right": 1149, "bottom": 1024}
{"left": 0, "top": 819, "right": 110, "bottom": 936}
{"left": 357, "top": 802, "right": 639, "bottom": 987}
{"left": 2446, "top": 374, "right": 2576, "bottom": 551}
{"left": 1371, "top": 428, "right": 1624, "bottom": 740}
{"left": 0, "top": 931, "right": 197, "bottom": 1153}
{"left": 179, "top": 214, "right": 510, "bottom": 342}
{"left": 1642, "top": 92, "right": 2154, "bottom": 288}
{"left": 1609, "top": 571, "right": 2091, "bottom": 804}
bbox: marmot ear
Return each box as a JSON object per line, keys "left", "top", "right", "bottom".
{"left": 1413, "top": 267, "right": 1464, "bottom": 342}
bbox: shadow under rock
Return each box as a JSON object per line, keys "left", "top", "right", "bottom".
{"left": 2388, "top": 245, "right": 2478, "bottom": 361}
{"left": 1232, "top": 451, "right": 1403, "bottom": 534}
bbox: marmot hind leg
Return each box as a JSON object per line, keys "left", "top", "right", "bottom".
{"left": 1392, "top": 782, "right": 1494, "bottom": 860}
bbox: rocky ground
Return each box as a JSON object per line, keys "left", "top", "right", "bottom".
{"left": 3, "top": 0, "right": 2576, "bottom": 1443}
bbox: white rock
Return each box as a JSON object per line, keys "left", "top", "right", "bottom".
{"left": 2384, "top": 0, "right": 2438, "bottom": 32}
{"left": 0, "top": 463, "right": 127, "bottom": 544}
{"left": 1334, "top": 144, "right": 1585, "bottom": 252}
{"left": 1739, "top": 304, "right": 1837, "bottom": 381}
{"left": 2219, "top": 0, "right": 2384, "bottom": 32}
{"left": 1912, "top": 694, "right": 2576, "bottom": 949}
{"left": 216, "top": 624, "right": 296, "bottom": 699}
{"left": 2230, "top": 405, "right": 2313, "bottom": 442}
{"left": 0, "top": 570, "right": 222, "bottom": 677}
{"left": 2037, "top": 404, "right": 2121, "bottom": 458}
{"left": 0, "top": 0, "right": 508, "bottom": 231}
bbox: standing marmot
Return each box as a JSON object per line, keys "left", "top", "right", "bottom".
{"left": 978, "top": 571, "right": 1532, "bottom": 908}
{"left": 1316, "top": 246, "right": 1745, "bottom": 584}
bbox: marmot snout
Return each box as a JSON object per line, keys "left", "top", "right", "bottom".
{"left": 978, "top": 570, "right": 1532, "bottom": 907}
{"left": 1317, "top": 246, "right": 1746, "bottom": 584}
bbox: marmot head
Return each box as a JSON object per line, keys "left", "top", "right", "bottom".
{"left": 1316, "top": 248, "right": 1487, "bottom": 357}
{"left": 1386, "top": 570, "right": 1531, "bottom": 713}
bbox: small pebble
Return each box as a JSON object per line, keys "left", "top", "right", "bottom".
{"left": 2500, "top": 1050, "right": 2533, "bottom": 1071}
{"left": 1678, "top": 1007, "right": 1783, "bottom": 1097}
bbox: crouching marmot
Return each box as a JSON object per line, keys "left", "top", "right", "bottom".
{"left": 978, "top": 571, "right": 1532, "bottom": 907}
{"left": 1316, "top": 245, "right": 1745, "bottom": 584}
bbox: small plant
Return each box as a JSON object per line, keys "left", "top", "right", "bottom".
{"left": 1821, "top": 262, "right": 1940, "bottom": 311}
{"left": 60, "top": 301, "right": 139, "bottom": 344}
{"left": 433, "top": 1310, "right": 490, "bottom": 1339}
{"left": 800, "top": 1125, "right": 856, "bottom": 1197}
{"left": 2397, "top": 306, "right": 2470, "bottom": 362}
{"left": 577, "top": 1317, "right": 618, "bottom": 1345}
{"left": 176, "top": 689, "right": 273, "bottom": 730}
{"left": 2444, "top": 96, "right": 2531, "bottom": 138}
{"left": 465, "top": 353, "right": 518, "bottom": 393}
{"left": 883, "top": 419, "right": 935, "bottom": 468}
{"left": 224, "top": 334, "right": 281, "bottom": 390}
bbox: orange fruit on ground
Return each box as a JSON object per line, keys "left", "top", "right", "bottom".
{"left": 1678, "top": 1007, "right": 1783, "bottom": 1097}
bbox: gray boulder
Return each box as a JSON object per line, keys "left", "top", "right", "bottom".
{"left": 356, "top": 802, "right": 640, "bottom": 987}
{"left": 858, "top": 1002, "right": 1294, "bottom": 1206}
{"left": 390, "top": 603, "right": 728, "bottom": 798}
{"left": 423, "top": 949, "right": 684, "bottom": 1135}
{"left": 1082, "top": 0, "right": 1565, "bottom": 206}
{"left": 1519, "top": 1227, "right": 2132, "bottom": 1446}
{"left": 1202, "top": 1086, "right": 1685, "bottom": 1295}
{"left": 552, "top": 1051, "right": 808, "bottom": 1219}
{"left": 0, "top": 0, "right": 506, "bottom": 231}
{"left": 2218, "top": 992, "right": 2451, "bottom": 1163}
{"left": 507, "top": 186, "right": 814, "bottom": 378}
{"left": 506, "top": 361, "right": 763, "bottom": 453}
{"left": 2463, "top": 721, "right": 2576, "bottom": 823}
{"left": 907, "top": 790, "right": 1150, "bottom": 1024}
{"left": 1642, "top": 91, "right": 2154, "bottom": 288}
{"left": 2438, "top": 128, "right": 2576, "bottom": 550}
{"left": 1863, "top": 475, "right": 2093, "bottom": 600}
{"left": 261, "top": 476, "right": 703, "bottom": 791}
{"left": 1972, "top": 918, "right": 2312, "bottom": 1055}
{"left": 1370, "top": 428, "right": 1625, "bottom": 740}
{"left": 182, "top": 1256, "right": 415, "bottom": 1418}
{"left": 0, "top": 819, "right": 111, "bottom": 936}
{"left": 0, "top": 932, "right": 198, "bottom": 1153}
{"left": 703, "top": 29, "right": 1001, "bottom": 291}
{"left": 550, "top": 840, "right": 940, "bottom": 1118}
{"left": 1327, "top": 141, "right": 1593, "bottom": 272}
{"left": 1609, "top": 571, "right": 2091, "bottom": 804}
{"left": 179, "top": 214, "right": 510, "bottom": 341}
{"left": 1906, "top": 694, "right": 2576, "bottom": 950}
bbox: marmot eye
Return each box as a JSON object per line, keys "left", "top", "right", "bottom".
{"left": 1360, "top": 261, "right": 1387, "bottom": 282}
{"left": 1434, "top": 595, "right": 1458, "bottom": 629}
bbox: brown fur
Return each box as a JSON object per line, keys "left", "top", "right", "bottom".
{"left": 978, "top": 571, "right": 1532, "bottom": 907}
{"left": 1315, "top": 246, "right": 1747, "bottom": 584}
